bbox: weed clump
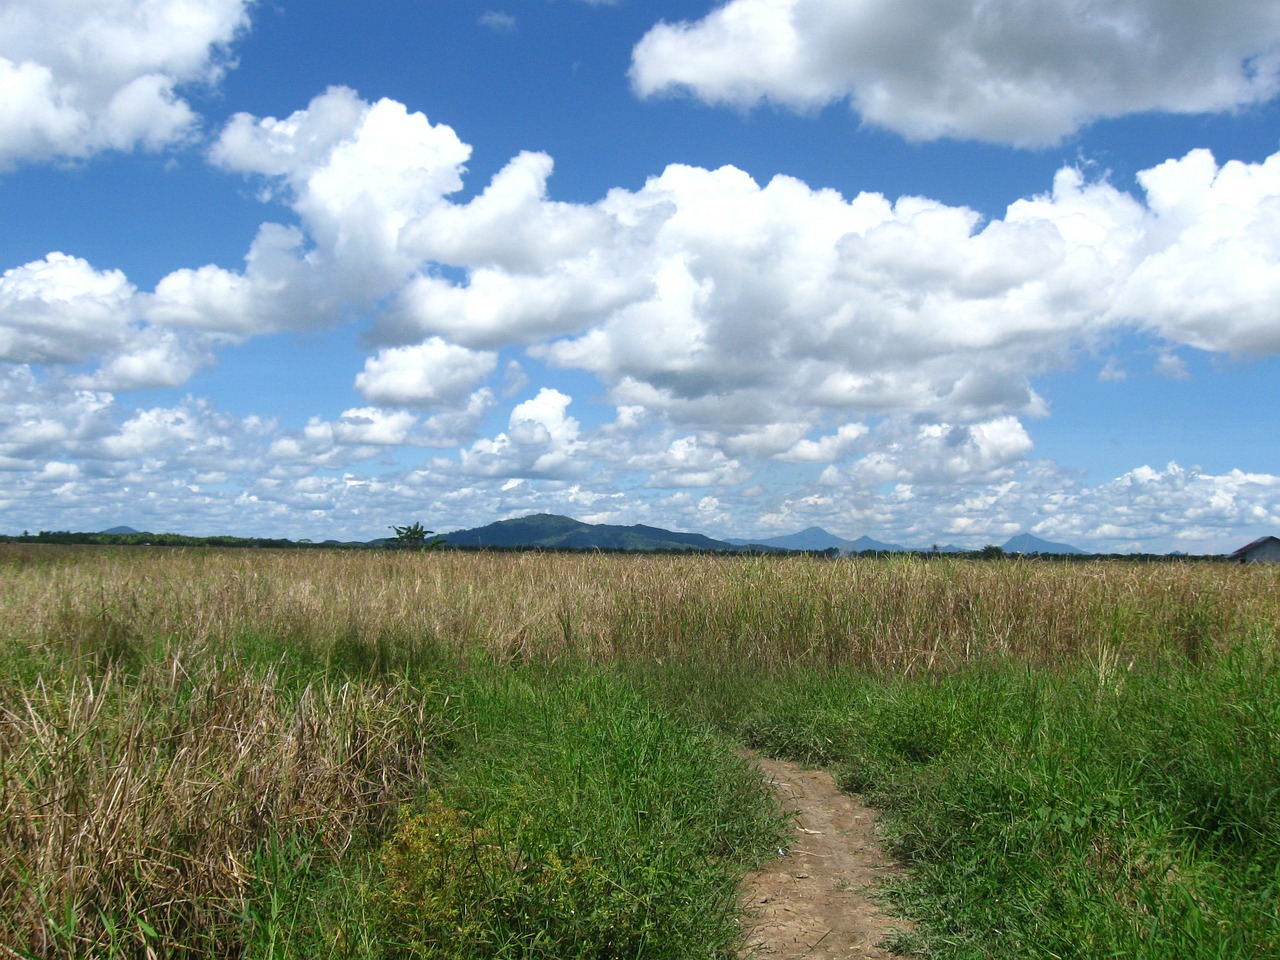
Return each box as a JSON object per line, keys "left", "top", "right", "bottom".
{"left": 376, "top": 797, "right": 658, "bottom": 958}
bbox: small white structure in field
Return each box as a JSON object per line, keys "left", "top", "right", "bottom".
{"left": 1227, "top": 536, "right": 1280, "bottom": 563}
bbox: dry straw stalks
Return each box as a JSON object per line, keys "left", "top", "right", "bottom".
{"left": 1, "top": 637, "right": 450, "bottom": 954}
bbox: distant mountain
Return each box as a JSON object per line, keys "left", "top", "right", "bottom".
{"left": 443, "top": 514, "right": 736, "bottom": 552}
{"left": 101, "top": 526, "right": 141, "bottom": 535}
{"left": 1002, "top": 533, "right": 1087, "bottom": 555}
{"left": 728, "top": 527, "right": 913, "bottom": 553}
{"left": 845, "top": 535, "right": 908, "bottom": 553}
{"left": 727, "top": 526, "right": 851, "bottom": 551}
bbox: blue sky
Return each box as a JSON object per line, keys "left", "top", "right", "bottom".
{"left": 2, "top": 0, "right": 1278, "bottom": 552}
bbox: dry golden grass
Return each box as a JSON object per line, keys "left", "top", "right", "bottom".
{"left": 3, "top": 545, "right": 1277, "bottom": 671}
{"left": 1, "top": 544, "right": 1276, "bottom": 955}
{"left": 2, "top": 662, "right": 449, "bottom": 953}
{"left": 1, "top": 546, "right": 466, "bottom": 955}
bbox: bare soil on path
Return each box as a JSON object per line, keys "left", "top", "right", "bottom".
{"left": 739, "top": 755, "right": 912, "bottom": 959}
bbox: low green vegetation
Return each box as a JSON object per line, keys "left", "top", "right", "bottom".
{"left": 709, "top": 649, "right": 1280, "bottom": 959}
{"left": 1, "top": 545, "right": 1277, "bottom": 957}
{"left": 371, "top": 671, "right": 783, "bottom": 960}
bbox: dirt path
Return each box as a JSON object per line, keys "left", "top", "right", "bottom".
{"left": 739, "top": 755, "right": 911, "bottom": 958}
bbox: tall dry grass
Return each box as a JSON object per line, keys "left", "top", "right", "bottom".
{"left": 1, "top": 663, "right": 449, "bottom": 955}
{"left": 1, "top": 544, "right": 1277, "bottom": 956}
{"left": 3, "top": 545, "right": 1276, "bottom": 672}
{"left": 1, "top": 547, "right": 461, "bottom": 956}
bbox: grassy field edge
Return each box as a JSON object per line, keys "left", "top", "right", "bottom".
{"left": 3, "top": 545, "right": 1278, "bottom": 957}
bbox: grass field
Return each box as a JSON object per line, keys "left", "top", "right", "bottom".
{"left": 2, "top": 545, "right": 1277, "bottom": 958}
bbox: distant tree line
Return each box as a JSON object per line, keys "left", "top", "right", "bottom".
{"left": 0, "top": 530, "right": 1221, "bottom": 561}
{"left": 0, "top": 530, "right": 352, "bottom": 550}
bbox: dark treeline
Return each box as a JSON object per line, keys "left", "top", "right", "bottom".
{"left": 0, "top": 530, "right": 348, "bottom": 550}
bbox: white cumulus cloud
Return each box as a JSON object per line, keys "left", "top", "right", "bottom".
{"left": 355, "top": 338, "right": 498, "bottom": 408}
{"left": 74, "top": 329, "right": 214, "bottom": 390}
{"left": 843, "top": 415, "right": 1034, "bottom": 487}
{"left": 0, "top": 0, "right": 251, "bottom": 166}
{"left": 630, "top": 0, "right": 1280, "bottom": 145}
{"left": 0, "top": 253, "right": 136, "bottom": 364}
{"left": 1112, "top": 149, "right": 1280, "bottom": 354}
{"left": 457, "top": 388, "right": 585, "bottom": 478}
{"left": 149, "top": 89, "right": 475, "bottom": 341}
{"left": 8, "top": 85, "right": 1280, "bottom": 545}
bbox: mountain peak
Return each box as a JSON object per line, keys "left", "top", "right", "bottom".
{"left": 1002, "top": 532, "right": 1086, "bottom": 555}
{"left": 442, "top": 514, "right": 733, "bottom": 551}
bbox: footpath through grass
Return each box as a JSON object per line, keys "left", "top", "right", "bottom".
{"left": 638, "top": 644, "right": 1280, "bottom": 959}
{"left": 2, "top": 546, "right": 1279, "bottom": 958}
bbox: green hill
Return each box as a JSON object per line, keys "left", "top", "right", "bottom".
{"left": 443, "top": 514, "right": 736, "bottom": 551}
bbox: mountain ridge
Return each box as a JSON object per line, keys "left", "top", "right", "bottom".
{"left": 729, "top": 527, "right": 968, "bottom": 554}
{"left": 64, "top": 516, "right": 1087, "bottom": 555}
{"left": 444, "top": 516, "right": 1088, "bottom": 555}
{"left": 1001, "top": 532, "right": 1087, "bottom": 555}
{"left": 442, "top": 514, "right": 739, "bottom": 552}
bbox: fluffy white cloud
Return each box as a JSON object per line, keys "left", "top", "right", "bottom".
{"left": 331, "top": 407, "right": 417, "bottom": 446}
{"left": 848, "top": 416, "right": 1034, "bottom": 486}
{"left": 1025, "top": 462, "right": 1280, "bottom": 551}
{"left": 0, "top": 0, "right": 251, "bottom": 166}
{"left": 385, "top": 265, "right": 642, "bottom": 350}
{"left": 74, "top": 329, "right": 214, "bottom": 390}
{"left": 402, "top": 151, "right": 612, "bottom": 273}
{"left": 777, "top": 423, "right": 869, "bottom": 463}
{"left": 0, "top": 375, "right": 115, "bottom": 462}
{"left": 8, "top": 86, "right": 1280, "bottom": 549}
{"left": 527, "top": 161, "right": 1130, "bottom": 435}
{"left": 98, "top": 404, "right": 209, "bottom": 460}
{"left": 355, "top": 338, "right": 498, "bottom": 407}
{"left": 147, "top": 89, "right": 475, "bottom": 341}
{"left": 416, "top": 389, "right": 499, "bottom": 448}
{"left": 734, "top": 455, "right": 1280, "bottom": 554}
{"left": 2, "top": 356, "right": 1273, "bottom": 552}
{"left": 630, "top": 0, "right": 1280, "bottom": 145}
{"left": 261, "top": 402, "right": 505, "bottom": 471}
{"left": 213, "top": 89, "right": 470, "bottom": 284}
{"left": 645, "top": 435, "right": 750, "bottom": 488}
{"left": 102, "top": 92, "right": 1280, "bottom": 459}
{"left": 0, "top": 254, "right": 136, "bottom": 364}
{"left": 384, "top": 142, "right": 1280, "bottom": 461}
{"left": 1112, "top": 150, "right": 1280, "bottom": 353}
{"left": 457, "top": 388, "right": 585, "bottom": 478}
{"left": 0, "top": 253, "right": 223, "bottom": 389}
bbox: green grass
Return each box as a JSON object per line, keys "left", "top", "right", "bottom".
{"left": 1, "top": 635, "right": 786, "bottom": 958}
{"left": 380, "top": 669, "right": 786, "bottom": 959}
{"left": 3, "top": 546, "right": 1279, "bottom": 958}
{"left": 229, "top": 668, "right": 787, "bottom": 960}
{"left": 710, "top": 644, "right": 1280, "bottom": 959}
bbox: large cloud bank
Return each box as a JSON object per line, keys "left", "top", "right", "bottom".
{"left": 15, "top": 86, "right": 1275, "bottom": 429}
{"left": 3, "top": 84, "right": 1280, "bottom": 547}
{"left": 0, "top": 0, "right": 251, "bottom": 166}
{"left": 631, "top": 0, "right": 1280, "bottom": 145}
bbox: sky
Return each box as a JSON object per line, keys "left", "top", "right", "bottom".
{"left": 2, "top": 0, "right": 1279, "bottom": 553}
